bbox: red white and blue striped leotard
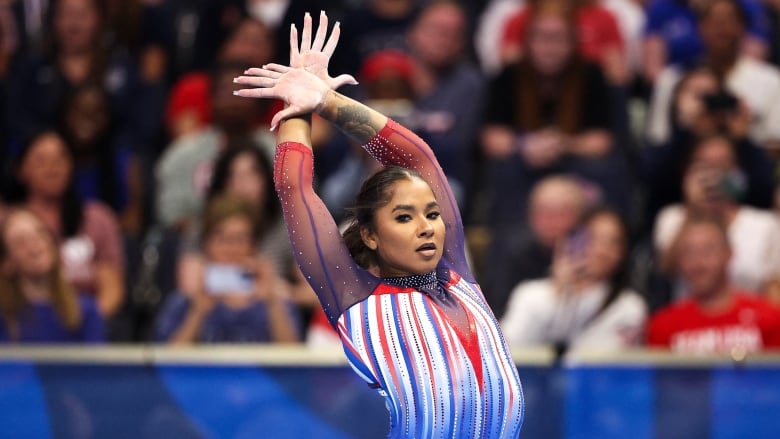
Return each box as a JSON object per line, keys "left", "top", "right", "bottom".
{"left": 274, "top": 119, "right": 524, "bottom": 438}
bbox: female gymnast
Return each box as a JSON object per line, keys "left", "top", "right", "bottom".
{"left": 234, "top": 12, "right": 524, "bottom": 438}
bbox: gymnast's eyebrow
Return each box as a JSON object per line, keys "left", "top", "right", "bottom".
{"left": 392, "top": 201, "right": 439, "bottom": 213}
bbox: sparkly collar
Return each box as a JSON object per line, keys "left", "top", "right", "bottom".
{"left": 383, "top": 271, "right": 440, "bottom": 296}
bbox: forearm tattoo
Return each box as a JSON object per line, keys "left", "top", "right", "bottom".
{"left": 321, "top": 93, "right": 383, "bottom": 143}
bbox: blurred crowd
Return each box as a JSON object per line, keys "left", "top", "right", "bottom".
{"left": 1, "top": 0, "right": 780, "bottom": 357}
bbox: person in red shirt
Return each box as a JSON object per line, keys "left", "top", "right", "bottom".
{"left": 500, "top": 0, "right": 626, "bottom": 84}
{"left": 648, "top": 215, "right": 780, "bottom": 354}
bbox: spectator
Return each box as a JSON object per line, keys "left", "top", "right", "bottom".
{"left": 165, "top": 17, "right": 279, "bottom": 141}
{"left": 642, "top": 0, "right": 769, "bottom": 83}
{"left": 646, "top": 0, "right": 780, "bottom": 150}
{"left": 648, "top": 215, "right": 780, "bottom": 354}
{"left": 501, "top": 207, "right": 646, "bottom": 353}
{"left": 0, "top": 208, "right": 104, "bottom": 343}
{"left": 4, "top": 131, "right": 125, "bottom": 320}
{"left": 331, "top": 0, "right": 419, "bottom": 75}
{"left": 104, "top": 0, "right": 169, "bottom": 86}
{"left": 4, "top": 0, "right": 165, "bottom": 158}
{"left": 481, "top": 4, "right": 630, "bottom": 226}
{"left": 500, "top": 0, "right": 628, "bottom": 84}
{"left": 59, "top": 82, "right": 145, "bottom": 237}
{"left": 155, "top": 196, "right": 300, "bottom": 344}
{"left": 480, "top": 175, "right": 588, "bottom": 318}
{"left": 642, "top": 66, "right": 775, "bottom": 219}
{"left": 654, "top": 134, "right": 780, "bottom": 298}
{"left": 177, "top": 141, "right": 316, "bottom": 310}
{"left": 155, "top": 60, "right": 275, "bottom": 230}
{"left": 404, "top": 1, "right": 486, "bottom": 206}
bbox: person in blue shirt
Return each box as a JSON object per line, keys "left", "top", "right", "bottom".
{"left": 0, "top": 208, "right": 104, "bottom": 343}
{"left": 155, "top": 195, "right": 301, "bottom": 344}
{"left": 642, "top": 0, "right": 770, "bottom": 82}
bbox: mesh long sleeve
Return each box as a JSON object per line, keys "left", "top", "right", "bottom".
{"left": 274, "top": 142, "right": 379, "bottom": 328}
{"left": 362, "top": 119, "right": 473, "bottom": 281}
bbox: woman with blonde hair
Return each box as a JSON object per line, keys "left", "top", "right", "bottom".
{"left": 0, "top": 209, "right": 103, "bottom": 342}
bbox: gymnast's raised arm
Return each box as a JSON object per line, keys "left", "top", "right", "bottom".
{"left": 236, "top": 68, "right": 470, "bottom": 282}
{"left": 269, "top": 114, "right": 380, "bottom": 328}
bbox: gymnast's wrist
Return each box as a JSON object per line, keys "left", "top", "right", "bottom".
{"left": 314, "top": 89, "right": 340, "bottom": 118}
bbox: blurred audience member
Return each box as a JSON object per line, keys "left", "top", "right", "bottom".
{"left": 654, "top": 135, "right": 780, "bottom": 297}
{"left": 59, "top": 82, "right": 145, "bottom": 237}
{"left": 501, "top": 207, "right": 646, "bottom": 353}
{"left": 500, "top": 0, "right": 629, "bottom": 84}
{"left": 648, "top": 215, "right": 780, "bottom": 353}
{"left": 642, "top": 66, "right": 775, "bottom": 219}
{"left": 177, "top": 141, "right": 316, "bottom": 309}
{"left": 165, "top": 17, "right": 279, "bottom": 140}
{"left": 155, "top": 60, "right": 275, "bottom": 230}
{"left": 104, "top": 0, "right": 168, "bottom": 86}
{"left": 404, "top": 1, "right": 485, "bottom": 206}
{"left": 642, "top": 0, "right": 769, "bottom": 83}
{"left": 4, "top": 131, "right": 125, "bottom": 319}
{"left": 4, "top": 0, "right": 165, "bottom": 157}
{"left": 155, "top": 196, "right": 300, "bottom": 344}
{"left": 481, "top": 175, "right": 588, "bottom": 318}
{"left": 647, "top": 0, "right": 780, "bottom": 150}
{"left": 332, "top": 0, "right": 419, "bottom": 75}
{"left": 481, "top": 5, "right": 629, "bottom": 226}
{"left": 0, "top": 208, "right": 104, "bottom": 343}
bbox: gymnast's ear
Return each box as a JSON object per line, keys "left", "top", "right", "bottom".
{"left": 360, "top": 226, "right": 378, "bottom": 251}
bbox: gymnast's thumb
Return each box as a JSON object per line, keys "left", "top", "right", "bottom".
{"left": 331, "top": 74, "right": 359, "bottom": 89}
{"left": 270, "top": 107, "right": 299, "bottom": 131}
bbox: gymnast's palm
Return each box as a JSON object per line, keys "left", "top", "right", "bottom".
{"left": 276, "top": 69, "right": 329, "bottom": 113}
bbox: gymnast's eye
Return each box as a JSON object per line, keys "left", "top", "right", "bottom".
{"left": 427, "top": 211, "right": 441, "bottom": 220}
{"left": 395, "top": 214, "right": 412, "bottom": 223}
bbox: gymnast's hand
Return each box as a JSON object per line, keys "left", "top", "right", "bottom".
{"left": 246, "top": 11, "right": 357, "bottom": 91}
{"left": 234, "top": 65, "right": 330, "bottom": 130}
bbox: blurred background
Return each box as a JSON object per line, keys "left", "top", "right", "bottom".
{"left": 0, "top": 0, "right": 780, "bottom": 437}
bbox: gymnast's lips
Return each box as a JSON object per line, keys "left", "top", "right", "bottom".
{"left": 416, "top": 243, "right": 437, "bottom": 257}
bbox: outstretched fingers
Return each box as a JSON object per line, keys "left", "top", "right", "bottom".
{"left": 263, "top": 63, "right": 291, "bottom": 74}
{"left": 311, "top": 10, "right": 328, "bottom": 52}
{"left": 289, "top": 23, "right": 299, "bottom": 63}
{"left": 233, "top": 87, "right": 279, "bottom": 100}
{"left": 242, "top": 68, "right": 281, "bottom": 79}
{"left": 322, "top": 21, "right": 340, "bottom": 58}
{"left": 233, "top": 75, "right": 277, "bottom": 88}
{"left": 301, "top": 12, "right": 312, "bottom": 52}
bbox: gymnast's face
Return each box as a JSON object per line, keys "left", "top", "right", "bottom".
{"left": 361, "top": 177, "right": 445, "bottom": 277}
